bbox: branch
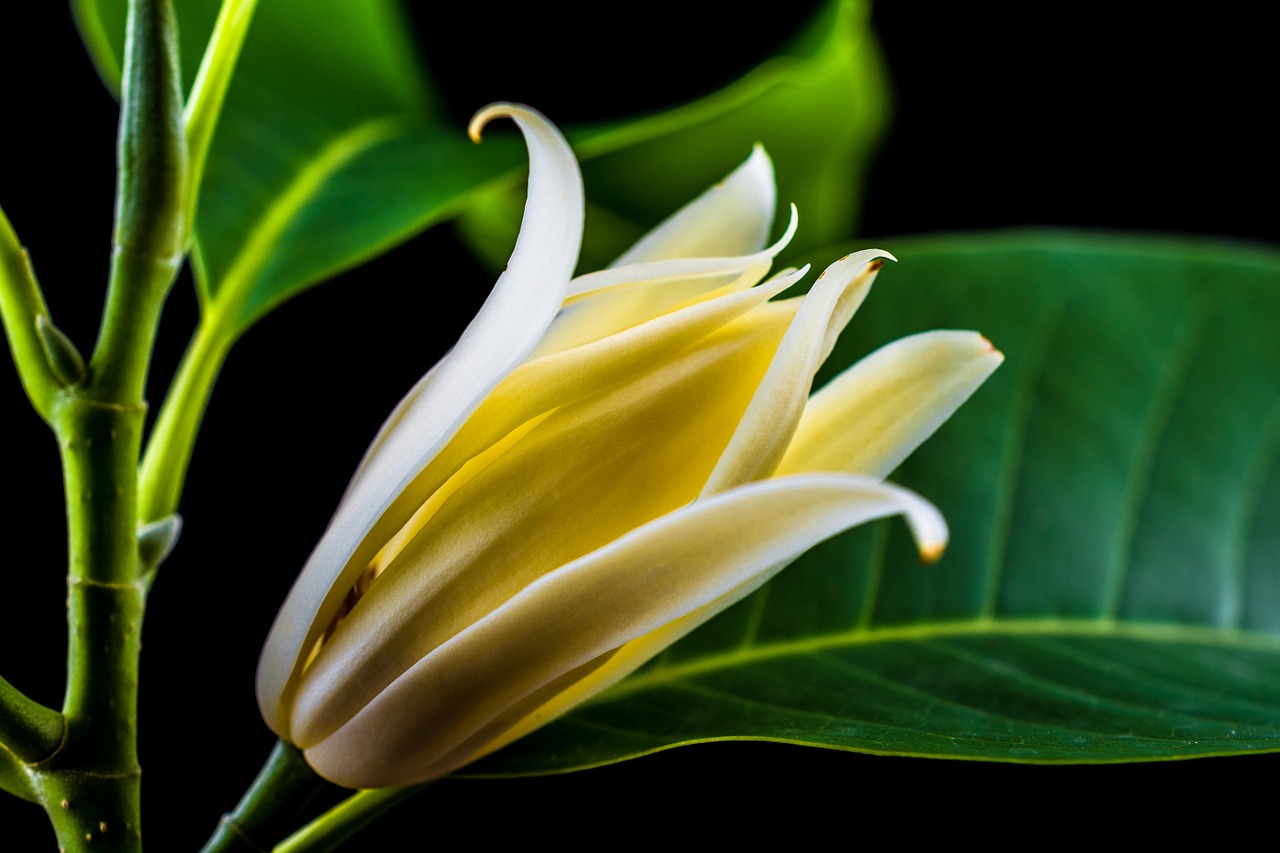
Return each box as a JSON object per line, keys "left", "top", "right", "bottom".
{"left": 276, "top": 785, "right": 427, "bottom": 853}
{"left": 199, "top": 741, "right": 333, "bottom": 853}
{"left": 0, "top": 674, "right": 63, "bottom": 764}
{"left": 0, "top": 206, "right": 59, "bottom": 421}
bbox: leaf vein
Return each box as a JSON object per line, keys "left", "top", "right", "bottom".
{"left": 1016, "top": 635, "right": 1280, "bottom": 715}
{"left": 982, "top": 301, "right": 1064, "bottom": 618}
{"left": 1102, "top": 297, "right": 1213, "bottom": 619}
{"left": 199, "top": 114, "right": 413, "bottom": 328}
{"left": 1229, "top": 396, "right": 1280, "bottom": 628}
{"left": 931, "top": 639, "right": 1270, "bottom": 732}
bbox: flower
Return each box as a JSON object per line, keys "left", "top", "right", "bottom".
{"left": 256, "top": 103, "right": 1002, "bottom": 788}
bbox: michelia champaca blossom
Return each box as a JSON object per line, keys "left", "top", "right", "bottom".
{"left": 256, "top": 103, "right": 1002, "bottom": 788}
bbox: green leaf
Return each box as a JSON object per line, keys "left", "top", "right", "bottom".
{"left": 458, "top": 0, "right": 890, "bottom": 272}
{"left": 74, "top": 0, "right": 887, "bottom": 338}
{"left": 72, "top": 0, "right": 482, "bottom": 333}
{"left": 471, "top": 231, "right": 1280, "bottom": 774}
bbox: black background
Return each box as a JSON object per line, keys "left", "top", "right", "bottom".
{"left": 1, "top": 2, "right": 1276, "bottom": 849}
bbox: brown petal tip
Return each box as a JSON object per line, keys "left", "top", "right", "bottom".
{"left": 919, "top": 542, "right": 946, "bottom": 565}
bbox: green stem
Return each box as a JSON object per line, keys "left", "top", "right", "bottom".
{"left": 0, "top": 205, "right": 58, "bottom": 422}
{"left": 91, "top": 247, "right": 183, "bottom": 404}
{"left": 23, "top": 0, "right": 187, "bottom": 849}
{"left": 276, "top": 785, "right": 428, "bottom": 853}
{"left": 33, "top": 769, "right": 143, "bottom": 849}
{"left": 0, "top": 676, "right": 63, "bottom": 764}
{"left": 111, "top": 0, "right": 186, "bottom": 260}
{"left": 138, "top": 314, "right": 232, "bottom": 523}
{"left": 90, "top": 0, "right": 186, "bottom": 404}
{"left": 199, "top": 741, "right": 334, "bottom": 853}
{"left": 35, "top": 394, "right": 148, "bottom": 853}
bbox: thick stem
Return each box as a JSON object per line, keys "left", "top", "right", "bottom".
{"left": 0, "top": 205, "right": 58, "bottom": 421}
{"left": 34, "top": 770, "right": 143, "bottom": 851}
{"left": 34, "top": 395, "right": 148, "bottom": 853}
{"left": 17, "top": 0, "right": 187, "bottom": 850}
{"left": 200, "top": 741, "right": 333, "bottom": 853}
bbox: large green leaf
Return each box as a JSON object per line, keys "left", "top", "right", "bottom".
{"left": 72, "top": 0, "right": 487, "bottom": 332}
{"left": 472, "top": 232, "right": 1280, "bottom": 774}
{"left": 73, "top": 0, "right": 887, "bottom": 337}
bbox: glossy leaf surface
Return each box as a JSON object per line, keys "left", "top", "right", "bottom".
{"left": 473, "top": 232, "right": 1280, "bottom": 773}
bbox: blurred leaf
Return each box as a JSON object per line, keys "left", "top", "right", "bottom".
{"left": 473, "top": 232, "right": 1280, "bottom": 774}
{"left": 74, "top": 0, "right": 887, "bottom": 335}
{"left": 460, "top": 0, "right": 890, "bottom": 272}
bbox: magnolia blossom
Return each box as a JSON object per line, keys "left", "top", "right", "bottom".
{"left": 256, "top": 103, "right": 1002, "bottom": 788}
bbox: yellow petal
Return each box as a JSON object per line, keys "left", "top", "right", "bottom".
{"left": 257, "top": 103, "right": 583, "bottom": 738}
{"left": 700, "top": 249, "right": 893, "bottom": 495}
{"left": 777, "top": 330, "right": 1004, "bottom": 479}
{"left": 290, "top": 304, "right": 796, "bottom": 748}
{"left": 359, "top": 268, "right": 808, "bottom": 576}
{"left": 301, "top": 474, "right": 947, "bottom": 787}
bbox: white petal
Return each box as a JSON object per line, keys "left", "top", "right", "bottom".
{"left": 700, "top": 249, "right": 893, "bottom": 495}
{"left": 301, "top": 474, "right": 946, "bottom": 787}
{"left": 777, "top": 330, "right": 1004, "bottom": 478}
{"left": 567, "top": 205, "right": 797, "bottom": 300}
{"left": 256, "top": 103, "right": 584, "bottom": 737}
{"left": 610, "top": 144, "right": 776, "bottom": 266}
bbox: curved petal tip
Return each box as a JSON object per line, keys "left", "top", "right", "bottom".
{"left": 812, "top": 248, "right": 897, "bottom": 285}
{"left": 776, "top": 204, "right": 800, "bottom": 253}
{"left": 469, "top": 102, "right": 548, "bottom": 143}
{"left": 919, "top": 541, "right": 947, "bottom": 565}
{"left": 847, "top": 247, "right": 896, "bottom": 266}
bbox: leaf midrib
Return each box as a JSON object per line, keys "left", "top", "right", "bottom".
{"left": 599, "top": 617, "right": 1280, "bottom": 704}
{"left": 672, "top": 656, "right": 1257, "bottom": 741}
{"left": 196, "top": 114, "right": 413, "bottom": 326}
